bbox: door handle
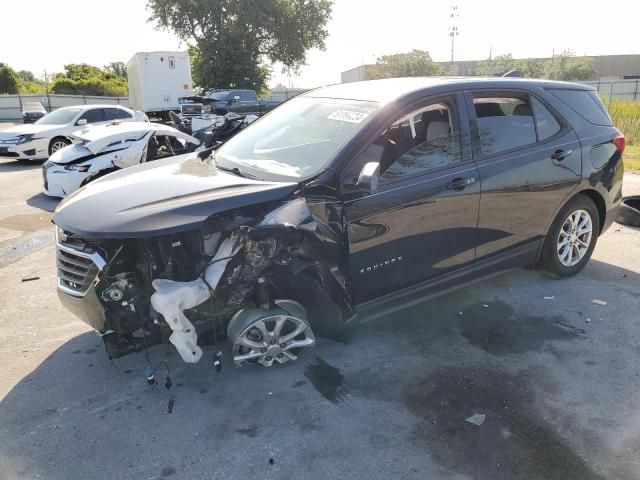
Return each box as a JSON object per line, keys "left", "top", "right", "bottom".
{"left": 551, "top": 149, "right": 572, "bottom": 161}
{"left": 447, "top": 177, "right": 476, "bottom": 191}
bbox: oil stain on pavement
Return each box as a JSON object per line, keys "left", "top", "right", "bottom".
{"left": 457, "top": 301, "right": 586, "bottom": 355}
{"left": 304, "top": 356, "right": 349, "bottom": 404}
{"left": 404, "top": 367, "right": 605, "bottom": 480}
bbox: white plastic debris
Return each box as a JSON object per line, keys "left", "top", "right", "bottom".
{"left": 465, "top": 413, "right": 486, "bottom": 426}
{"left": 482, "top": 304, "right": 489, "bottom": 308}
{"left": 591, "top": 299, "right": 608, "bottom": 306}
{"left": 586, "top": 318, "right": 592, "bottom": 323}
{"left": 544, "top": 296, "right": 555, "bottom": 300}
{"left": 150, "top": 234, "right": 240, "bottom": 363}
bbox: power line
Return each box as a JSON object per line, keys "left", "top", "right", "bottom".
{"left": 449, "top": 3, "right": 460, "bottom": 63}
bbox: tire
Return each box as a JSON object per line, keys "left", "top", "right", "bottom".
{"left": 615, "top": 196, "right": 640, "bottom": 228}
{"left": 48, "top": 137, "right": 70, "bottom": 156}
{"left": 539, "top": 194, "right": 600, "bottom": 277}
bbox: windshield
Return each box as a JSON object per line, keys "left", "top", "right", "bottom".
{"left": 215, "top": 96, "right": 380, "bottom": 179}
{"left": 36, "top": 108, "right": 81, "bottom": 125}
{"left": 211, "top": 91, "right": 230, "bottom": 101}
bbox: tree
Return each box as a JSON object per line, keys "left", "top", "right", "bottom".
{"left": 0, "top": 63, "right": 20, "bottom": 94}
{"left": 17, "top": 70, "right": 36, "bottom": 83}
{"left": 544, "top": 50, "right": 595, "bottom": 81}
{"left": 147, "top": 0, "right": 332, "bottom": 92}
{"left": 105, "top": 62, "right": 128, "bottom": 79}
{"left": 475, "top": 54, "right": 516, "bottom": 76}
{"left": 513, "top": 59, "right": 544, "bottom": 79}
{"left": 51, "top": 63, "right": 128, "bottom": 96}
{"left": 365, "top": 50, "right": 443, "bottom": 80}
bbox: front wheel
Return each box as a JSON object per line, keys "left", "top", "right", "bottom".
{"left": 539, "top": 194, "right": 600, "bottom": 277}
{"left": 49, "top": 137, "right": 70, "bottom": 156}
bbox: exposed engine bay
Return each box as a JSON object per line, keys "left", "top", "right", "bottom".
{"left": 56, "top": 197, "right": 355, "bottom": 367}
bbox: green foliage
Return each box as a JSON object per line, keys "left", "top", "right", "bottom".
{"left": 17, "top": 70, "right": 36, "bottom": 82}
{"left": 147, "top": 0, "right": 332, "bottom": 92}
{"left": 473, "top": 51, "right": 593, "bottom": 80}
{"left": 105, "top": 62, "right": 128, "bottom": 79}
{"left": 50, "top": 63, "right": 128, "bottom": 96}
{"left": 607, "top": 99, "right": 640, "bottom": 146}
{"left": 544, "top": 50, "right": 595, "bottom": 81}
{"left": 365, "top": 50, "right": 443, "bottom": 80}
{"left": 0, "top": 63, "right": 20, "bottom": 94}
{"left": 475, "top": 54, "right": 516, "bottom": 76}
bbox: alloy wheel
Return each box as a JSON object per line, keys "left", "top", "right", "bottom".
{"left": 557, "top": 209, "right": 593, "bottom": 267}
{"left": 230, "top": 311, "right": 315, "bottom": 367}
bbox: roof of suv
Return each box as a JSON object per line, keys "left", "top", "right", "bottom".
{"left": 303, "top": 77, "right": 595, "bottom": 104}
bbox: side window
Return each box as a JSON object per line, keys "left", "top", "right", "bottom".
{"left": 146, "top": 135, "right": 174, "bottom": 161}
{"left": 547, "top": 89, "right": 612, "bottom": 126}
{"left": 78, "top": 108, "right": 106, "bottom": 124}
{"left": 239, "top": 91, "right": 255, "bottom": 101}
{"left": 358, "top": 97, "right": 462, "bottom": 184}
{"left": 472, "top": 93, "right": 536, "bottom": 156}
{"left": 105, "top": 108, "right": 132, "bottom": 120}
{"left": 531, "top": 97, "right": 561, "bottom": 141}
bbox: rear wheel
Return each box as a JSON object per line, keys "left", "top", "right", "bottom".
{"left": 49, "top": 137, "right": 70, "bottom": 156}
{"left": 539, "top": 194, "right": 600, "bottom": 277}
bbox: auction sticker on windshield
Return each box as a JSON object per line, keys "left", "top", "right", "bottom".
{"left": 328, "top": 110, "right": 370, "bottom": 123}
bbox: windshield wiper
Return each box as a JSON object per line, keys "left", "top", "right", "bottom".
{"left": 214, "top": 162, "right": 262, "bottom": 180}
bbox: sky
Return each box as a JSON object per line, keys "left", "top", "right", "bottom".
{"left": 2, "top": 0, "right": 640, "bottom": 89}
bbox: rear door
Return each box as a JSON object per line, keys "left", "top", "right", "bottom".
{"left": 76, "top": 108, "right": 108, "bottom": 126}
{"left": 466, "top": 90, "right": 582, "bottom": 263}
{"left": 342, "top": 92, "right": 480, "bottom": 304}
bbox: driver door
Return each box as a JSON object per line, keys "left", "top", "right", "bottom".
{"left": 342, "top": 93, "right": 481, "bottom": 304}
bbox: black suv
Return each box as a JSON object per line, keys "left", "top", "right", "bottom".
{"left": 53, "top": 77, "right": 624, "bottom": 368}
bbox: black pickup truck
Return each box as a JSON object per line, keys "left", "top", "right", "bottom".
{"left": 208, "top": 89, "right": 281, "bottom": 115}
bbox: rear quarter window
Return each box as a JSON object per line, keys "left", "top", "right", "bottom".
{"left": 547, "top": 89, "right": 612, "bottom": 126}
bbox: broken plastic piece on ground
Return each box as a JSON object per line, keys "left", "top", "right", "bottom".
{"left": 586, "top": 318, "right": 592, "bottom": 323}
{"left": 150, "top": 234, "right": 240, "bottom": 363}
{"left": 21, "top": 276, "right": 40, "bottom": 282}
{"left": 544, "top": 295, "right": 555, "bottom": 300}
{"left": 481, "top": 304, "right": 489, "bottom": 308}
{"left": 591, "top": 299, "right": 608, "bottom": 306}
{"left": 465, "top": 413, "right": 486, "bottom": 426}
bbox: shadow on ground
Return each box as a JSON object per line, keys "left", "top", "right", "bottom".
{"left": 1, "top": 262, "right": 639, "bottom": 479}
{"left": 26, "top": 193, "right": 59, "bottom": 213}
{"left": 0, "top": 159, "right": 45, "bottom": 173}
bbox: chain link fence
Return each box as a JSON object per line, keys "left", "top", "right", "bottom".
{"left": 0, "top": 94, "right": 129, "bottom": 121}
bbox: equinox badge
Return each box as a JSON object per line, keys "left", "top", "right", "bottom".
{"left": 360, "top": 256, "right": 403, "bottom": 274}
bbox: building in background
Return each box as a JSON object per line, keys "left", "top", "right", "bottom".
{"left": 341, "top": 54, "right": 640, "bottom": 83}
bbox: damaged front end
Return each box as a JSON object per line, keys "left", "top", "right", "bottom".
{"left": 55, "top": 197, "right": 355, "bottom": 367}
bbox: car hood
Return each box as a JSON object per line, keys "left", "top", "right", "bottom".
{"left": 53, "top": 153, "right": 299, "bottom": 238}
{"left": 49, "top": 144, "right": 94, "bottom": 164}
{"left": 0, "top": 123, "right": 62, "bottom": 138}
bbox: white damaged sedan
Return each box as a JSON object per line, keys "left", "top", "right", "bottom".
{"left": 42, "top": 122, "right": 200, "bottom": 198}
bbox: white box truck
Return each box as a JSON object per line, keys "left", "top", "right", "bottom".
{"left": 127, "top": 51, "right": 194, "bottom": 121}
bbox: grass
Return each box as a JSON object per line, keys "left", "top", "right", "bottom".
{"left": 606, "top": 99, "right": 640, "bottom": 146}
{"left": 625, "top": 145, "right": 640, "bottom": 171}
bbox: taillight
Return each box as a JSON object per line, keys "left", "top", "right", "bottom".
{"left": 613, "top": 133, "right": 626, "bottom": 154}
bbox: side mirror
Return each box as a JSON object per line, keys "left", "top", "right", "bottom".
{"left": 356, "top": 162, "right": 380, "bottom": 194}
{"left": 77, "top": 118, "right": 87, "bottom": 126}
{"left": 231, "top": 95, "right": 240, "bottom": 103}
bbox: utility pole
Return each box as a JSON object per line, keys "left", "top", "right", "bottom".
{"left": 449, "top": 3, "right": 460, "bottom": 62}
{"left": 44, "top": 70, "right": 51, "bottom": 112}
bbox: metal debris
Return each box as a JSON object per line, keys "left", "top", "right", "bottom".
{"left": 591, "top": 299, "right": 608, "bottom": 306}
{"left": 167, "top": 397, "right": 175, "bottom": 414}
{"left": 21, "top": 276, "right": 40, "bottom": 282}
{"left": 465, "top": 413, "right": 486, "bottom": 426}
